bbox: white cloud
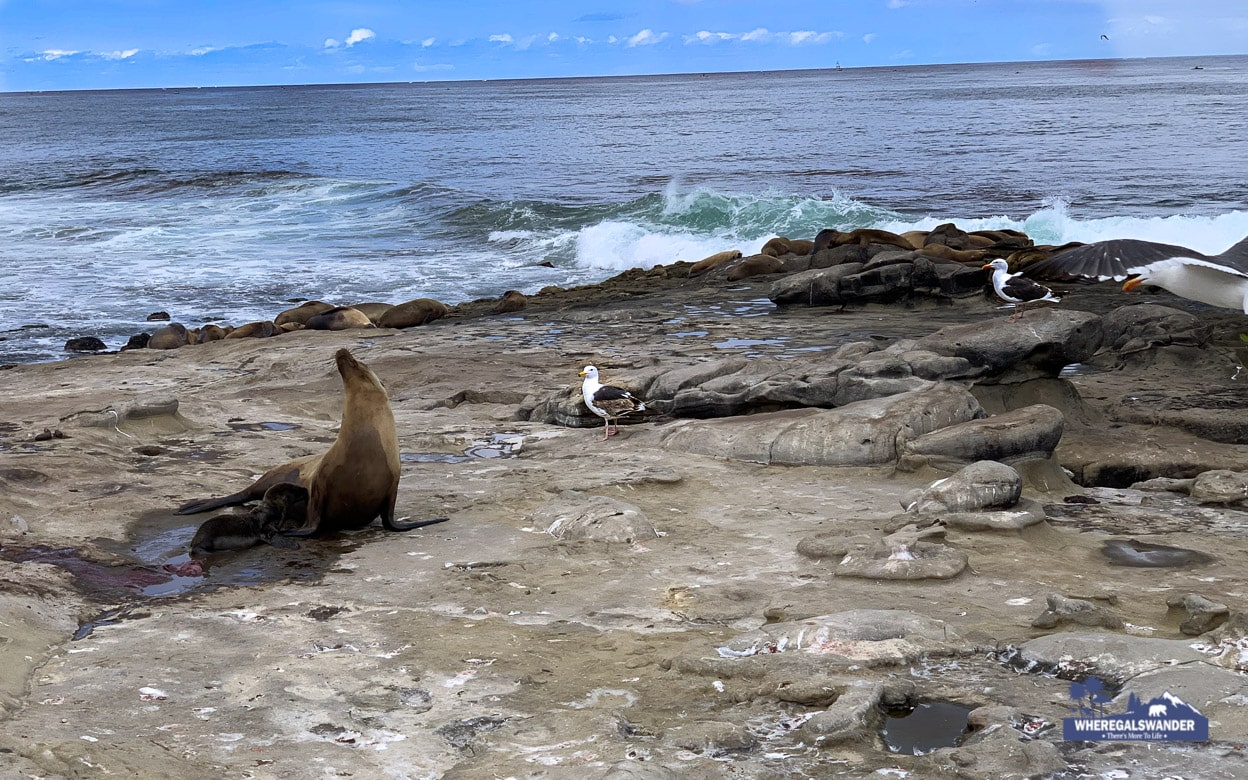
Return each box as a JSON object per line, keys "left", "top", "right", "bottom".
{"left": 489, "top": 33, "right": 513, "bottom": 44}
{"left": 39, "top": 49, "right": 79, "bottom": 60}
{"left": 102, "top": 49, "right": 139, "bottom": 60}
{"left": 683, "top": 27, "right": 840, "bottom": 46}
{"left": 887, "top": 0, "right": 910, "bottom": 8}
{"left": 413, "top": 62, "right": 453, "bottom": 72}
{"left": 324, "top": 38, "right": 339, "bottom": 49}
{"left": 346, "top": 28, "right": 375, "bottom": 46}
{"left": 548, "top": 32, "right": 560, "bottom": 42}
{"left": 422, "top": 37, "right": 435, "bottom": 47}
{"left": 686, "top": 30, "right": 735, "bottom": 44}
{"left": 863, "top": 33, "right": 878, "bottom": 44}
{"left": 607, "top": 35, "right": 619, "bottom": 44}
{"left": 789, "top": 31, "right": 835, "bottom": 45}
{"left": 628, "top": 29, "right": 668, "bottom": 47}
{"left": 190, "top": 46, "right": 219, "bottom": 56}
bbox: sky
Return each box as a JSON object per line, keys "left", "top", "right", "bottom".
{"left": 1, "top": 0, "right": 1245, "bottom": 92}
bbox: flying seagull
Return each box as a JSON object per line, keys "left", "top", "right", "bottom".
{"left": 1023, "top": 235, "right": 1248, "bottom": 313}
{"left": 579, "top": 365, "right": 647, "bottom": 440}
{"left": 982, "top": 258, "right": 1061, "bottom": 321}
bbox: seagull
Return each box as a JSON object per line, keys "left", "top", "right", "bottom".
{"left": 982, "top": 258, "right": 1062, "bottom": 321}
{"left": 579, "top": 365, "right": 646, "bottom": 440}
{"left": 1023, "top": 235, "right": 1248, "bottom": 313}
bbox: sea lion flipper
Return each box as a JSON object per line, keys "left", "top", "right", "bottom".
{"left": 382, "top": 516, "right": 450, "bottom": 532}
{"left": 177, "top": 491, "right": 253, "bottom": 516}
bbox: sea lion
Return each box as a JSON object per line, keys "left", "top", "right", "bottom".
{"left": 727, "top": 254, "right": 785, "bottom": 281}
{"left": 377, "top": 298, "right": 449, "bottom": 329}
{"left": 177, "top": 348, "right": 449, "bottom": 537}
{"left": 916, "top": 243, "right": 991, "bottom": 263}
{"left": 275, "top": 301, "right": 335, "bottom": 327}
{"left": 148, "top": 323, "right": 192, "bottom": 350}
{"left": 225, "top": 321, "right": 280, "bottom": 339}
{"left": 305, "top": 306, "right": 376, "bottom": 331}
{"left": 492, "top": 290, "right": 527, "bottom": 314}
{"left": 760, "top": 237, "right": 814, "bottom": 258}
{"left": 348, "top": 302, "right": 396, "bottom": 325}
{"left": 899, "top": 230, "right": 930, "bottom": 250}
{"left": 813, "top": 228, "right": 914, "bottom": 253}
{"left": 189, "top": 483, "right": 307, "bottom": 553}
{"left": 688, "top": 249, "right": 743, "bottom": 277}
{"left": 197, "top": 323, "right": 231, "bottom": 343}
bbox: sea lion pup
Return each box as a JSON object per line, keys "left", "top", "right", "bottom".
{"left": 177, "top": 349, "right": 448, "bottom": 536}
{"left": 189, "top": 483, "right": 306, "bottom": 553}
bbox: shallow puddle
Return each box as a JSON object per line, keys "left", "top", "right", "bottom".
{"left": 228, "top": 421, "right": 299, "bottom": 432}
{"left": 403, "top": 432, "right": 524, "bottom": 464}
{"left": 880, "top": 701, "right": 974, "bottom": 755}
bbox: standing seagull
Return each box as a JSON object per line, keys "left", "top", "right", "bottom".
{"left": 982, "top": 258, "right": 1062, "bottom": 321}
{"left": 1022, "top": 235, "right": 1248, "bottom": 313}
{"left": 579, "top": 365, "right": 646, "bottom": 440}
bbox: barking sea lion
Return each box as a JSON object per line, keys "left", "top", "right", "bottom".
{"left": 177, "top": 348, "right": 448, "bottom": 537}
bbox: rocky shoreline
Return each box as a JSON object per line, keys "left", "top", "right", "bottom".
{"left": 4, "top": 237, "right": 1248, "bottom": 778}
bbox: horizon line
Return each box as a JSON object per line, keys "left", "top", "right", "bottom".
{"left": 1, "top": 52, "right": 1235, "bottom": 97}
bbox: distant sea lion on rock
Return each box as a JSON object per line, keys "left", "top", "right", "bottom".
{"left": 813, "top": 228, "right": 914, "bottom": 254}
{"left": 689, "top": 249, "right": 743, "bottom": 277}
{"left": 727, "top": 254, "right": 785, "bottom": 281}
{"left": 225, "top": 321, "right": 280, "bottom": 339}
{"left": 492, "top": 290, "right": 527, "bottom": 314}
{"left": 177, "top": 348, "right": 449, "bottom": 536}
{"left": 900, "top": 231, "right": 930, "bottom": 250}
{"left": 916, "top": 243, "right": 991, "bottom": 264}
{"left": 377, "top": 298, "right": 449, "bottom": 329}
{"left": 305, "top": 306, "right": 376, "bottom": 331}
{"left": 275, "top": 301, "right": 335, "bottom": 327}
{"left": 148, "top": 323, "right": 192, "bottom": 350}
{"left": 760, "top": 237, "right": 815, "bottom": 258}
{"left": 197, "top": 324, "right": 231, "bottom": 343}
{"left": 189, "top": 483, "right": 307, "bottom": 553}
{"left": 348, "top": 302, "right": 395, "bottom": 325}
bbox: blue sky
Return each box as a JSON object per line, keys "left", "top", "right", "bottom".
{"left": 2, "top": 1, "right": 1244, "bottom": 92}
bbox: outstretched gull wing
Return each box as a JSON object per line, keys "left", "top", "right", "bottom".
{"left": 1025, "top": 239, "right": 1210, "bottom": 281}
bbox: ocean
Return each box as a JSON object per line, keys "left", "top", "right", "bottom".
{"left": 2, "top": 54, "right": 1246, "bottom": 364}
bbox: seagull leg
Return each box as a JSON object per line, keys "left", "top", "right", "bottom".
{"left": 1008, "top": 302, "right": 1025, "bottom": 322}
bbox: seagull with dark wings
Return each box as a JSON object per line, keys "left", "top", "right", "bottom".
{"left": 1023, "top": 235, "right": 1248, "bottom": 313}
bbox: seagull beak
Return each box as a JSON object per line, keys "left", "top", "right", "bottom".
{"left": 578, "top": 370, "right": 587, "bottom": 377}
{"left": 981, "top": 264, "right": 994, "bottom": 270}
{"left": 1122, "top": 277, "right": 1143, "bottom": 292}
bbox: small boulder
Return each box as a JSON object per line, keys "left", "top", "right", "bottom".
{"left": 530, "top": 491, "right": 657, "bottom": 543}
{"left": 64, "top": 336, "right": 106, "bottom": 353}
{"left": 904, "top": 460, "right": 1023, "bottom": 514}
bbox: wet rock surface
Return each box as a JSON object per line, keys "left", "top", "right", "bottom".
{"left": 4, "top": 273, "right": 1248, "bottom": 777}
